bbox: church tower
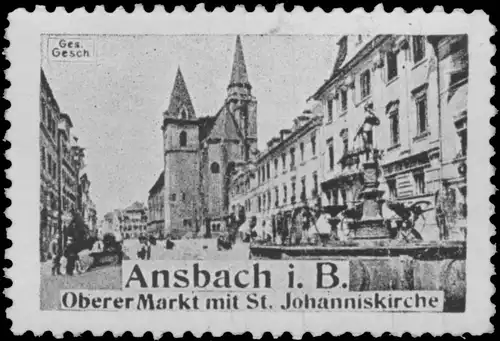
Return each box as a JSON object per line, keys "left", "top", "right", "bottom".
{"left": 226, "top": 35, "right": 258, "bottom": 160}
{"left": 162, "top": 67, "right": 200, "bottom": 237}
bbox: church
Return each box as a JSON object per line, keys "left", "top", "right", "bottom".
{"left": 160, "top": 35, "right": 258, "bottom": 238}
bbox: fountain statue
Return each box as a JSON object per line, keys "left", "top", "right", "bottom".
{"left": 351, "top": 102, "right": 388, "bottom": 239}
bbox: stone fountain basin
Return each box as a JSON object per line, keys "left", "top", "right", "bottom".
{"left": 249, "top": 240, "right": 466, "bottom": 312}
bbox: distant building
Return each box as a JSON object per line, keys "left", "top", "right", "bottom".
{"left": 160, "top": 35, "right": 258, "bottom": 238}
{"left": 147, "top": 171, "right": 165, "bottom": 238}
{"left": 120, "top": 202, "right": 148, "bottom": 239}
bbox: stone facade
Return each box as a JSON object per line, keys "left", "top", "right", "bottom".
{"left": 160, "top": 36, "right": 258, "bottom": 238}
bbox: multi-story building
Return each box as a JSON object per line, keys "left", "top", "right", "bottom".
{"left": 39, "top": 68, "right": 95, "bottom": 260}
{"left": 40, "top": 69, "right": 62, "bottom": 259}
{"left": 228, "top": 102, "right": 323, "bottom": 230}
{"left": 308, "top": 34, "right": 468, "bottom": 236}
{"left": 120, "top": 202, "right": 148, "bottom": 239}
{"left": 58, "top": 113, "right": 77, "bottom": 217}
{"left": 429, "top": 35, "right": 468, "bottom": 230}
{"left": 147, "top": 171, "right": 165, "bottom": 238}
{"left": 228, "top": 35, "right": 468, "bottom": 241}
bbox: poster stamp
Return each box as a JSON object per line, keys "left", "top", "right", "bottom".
{"left": 5, "top": 5, "right": 495, "bottom": 337}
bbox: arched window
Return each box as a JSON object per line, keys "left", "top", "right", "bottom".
{"left": 211, "top": 162, "right": 220, "bottom": 174}
{"left": 179, "top": 131, "right": 187, "bottom": 147}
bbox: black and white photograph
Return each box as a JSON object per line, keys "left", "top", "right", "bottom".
{"left": 6, "top": 8, "right": 493, "bottom": 337}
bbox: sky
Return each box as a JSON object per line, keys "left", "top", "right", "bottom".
{"left": 41, "top": 34, "right": 339, "bottom": 218}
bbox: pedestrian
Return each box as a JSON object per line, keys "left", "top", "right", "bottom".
{"left": 64, "top": 237, "right": 79, "bottom": 276}
{"left": 165, "top": 235, "right": 175, "bottom": 249}
{"left": 48, "top": 233, "right": 61, "bottom": 276}
{"left": 248, "top": 216, "right": 258, "bottom": 242}
{"left": 146, "top": 236, "right": 152, "bottom": 260}
{"left": 137, "top": 236, "right": 146, "bottom": 260}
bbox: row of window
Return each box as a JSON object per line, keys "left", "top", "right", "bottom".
{"left": 169, "top": 192, "right": 187, "bottom": 202}
{"left": 324, "top": 90, "right": 431, "bottom": 174}
{"left": 257, "top": 134, "right": 317, "bottom": 185}
{"left": 40, "top": 101, "right": 58, "bottom": 140}
{"left": 41, "top": 147, "right": 58, "bottom": 180}
{"left": 249, "top": 173, "right": 319, "bottom": 213}
{"left": 122, "top": 225, "right": 146, "bottom": 232}
{"left": 327, "top": 36, "right": 427, "bottom": 122}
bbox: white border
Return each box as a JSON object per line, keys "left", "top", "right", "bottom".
{"left": 6, "top": 5, "right": 495, "bottom": 337}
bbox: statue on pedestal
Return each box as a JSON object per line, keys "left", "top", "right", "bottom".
{"left": 354, "top": 102, "right": 381, "bottom": 161}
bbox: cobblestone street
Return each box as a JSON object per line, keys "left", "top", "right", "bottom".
{"left": 40, "top": 238, "right": 251, "bottom": 310}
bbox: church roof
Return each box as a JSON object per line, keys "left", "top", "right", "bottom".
{"left": 149, "top": 171, "right": 165, "bottom": 195}
{"left": 228, "top": 35, "right": 251, "bottom": 89}
{"left": 198, "top": 116, "right": 218, "bottom": 142}
{"left": 205, "top": 105, "right": 244, "bottom": 142}
{"left": 165, "top": 67, "right": 196, "bottom": 119}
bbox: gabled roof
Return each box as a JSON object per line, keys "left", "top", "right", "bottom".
{"left": 149, "top": 171, "right": 165, "bottom": 195}
{"left": 205, "top": 104, "right": 244, "bottom": 142}
{"left": 228, "top": 35, "right": 251, "bottom": 89}
{"left": 198, "top": 115, "right": 218, "bottom": 142}
{"left": 165, "top": 67, "right": 196, "bottom": 119}
{"left": 124, "top": 201, "right": 145, "bottom": 212}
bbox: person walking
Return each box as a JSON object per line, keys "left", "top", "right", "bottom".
{"left": 64, "top": 236, "right": 79, "bottom": 276}
{"left": 48, "top": 233, "right": 61, "bottom": 276}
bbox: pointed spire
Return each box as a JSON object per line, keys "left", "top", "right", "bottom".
{"left": 228, "top": 35, "right": 251, "bottom": 90}
{"left": 165, "top": 67, "right": 196, "bottom": 119}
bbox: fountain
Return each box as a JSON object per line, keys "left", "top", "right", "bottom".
{"left": 249, "top": 104, "right": 466, "bottom": 312}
